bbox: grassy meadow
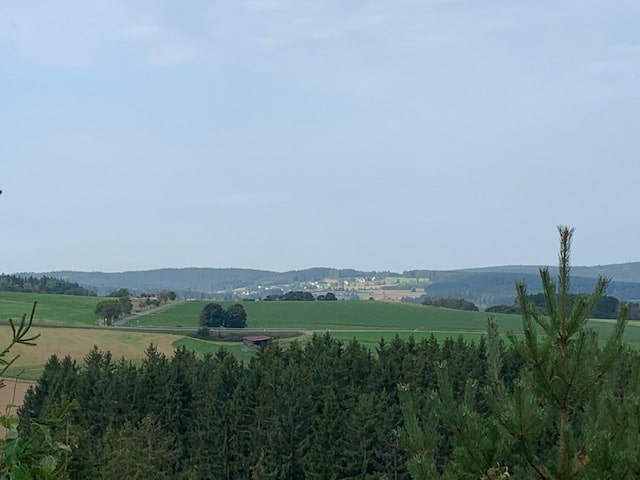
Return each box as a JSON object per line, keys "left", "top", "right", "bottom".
{"left": 0, "top": 291, "right": 102, "bottom": 325}
{"left": 132, "top": 299, "right": 524, "bottom": 333}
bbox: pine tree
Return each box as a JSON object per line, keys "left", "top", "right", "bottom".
{"left": 402, "top": 226, "right": 639, "bottom": 479}
{"left": 100, "top": 415, "right": 177, "bottom": 479}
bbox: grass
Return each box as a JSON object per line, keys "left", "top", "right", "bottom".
{"left": 132, "top": 299, "right": 524, "bottom": 332}
{"left": 172, "top": 337, "right": 255, "bottom": 363}
{"left": 0, "top": 326, "right": 182, "bottom": 380}
{"left": 0, "top": 292, "right": 102, "bottom": 325}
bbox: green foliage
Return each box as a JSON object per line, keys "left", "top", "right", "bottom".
{"left": 526, "top": 292, "right": 622, "bottom": 319}
{"left": 94, "top": 299, "right": 128, "bottom": 326}
{"left": 117, "top": 296, "right": 132, "bottom": 316}
{"left": 422, "top": 297, "right": 479, "bottom": 311}
{"left": 158, "top": 290, "right": 177, "bottom": 302}
{"left": 198, "top": 302, "right": 226, "bottom": 327}
{"left": 106, "top": 288, "right": 130, "bottom": 298}
{"left": 265, "top": 291, "right": 316, "bottom": 301}
{"left": 225, "top": 303, "right": 247, "bottom": 328}
{"left": 0, "top": 302, "right": 40, "bottom": 385}
{"left": 317, "top": 292, "right": 338, "bottom": 301}
{"left": 402, "top": 226, "right": 639, "bottom": 479}
{"left": 0, "top": 275, "right": 95, "bottom": 297}
{"left": 100, "top": 415, "right": 177, "bottom": 479}
{"left": 20, "top": 331, "right": 503, "bottom": 478}
{"left": 485, "top": 304, "right": 520, "bottom": 314}
{"left": 0, "top": 303, "right": 71, "bottom": 479}
{"left": 199, "top": 302, "right": 247, "bottom": 328}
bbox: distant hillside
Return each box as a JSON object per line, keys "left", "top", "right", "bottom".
{"left": 1, "top": 274, "right": 96, "bottom": 296}
{"left": 33, "top": 262, "right": 640, "bottom": 306}
{"left": 460, "top": 262, "right": 640, "bottom": 283}
{"left": 40, "top": 267, "right": 390, "bottom": 298}
{"left": 406, "top": 264, "right": 640, "bottom": 306}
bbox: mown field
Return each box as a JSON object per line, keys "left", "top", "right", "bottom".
{"left": 132, "top": 299, "right": 524, "bottom": 332}
{"left": 0, "top": 326, "right": 182, "bottom": 381}
{"left": 0, "top": 291, "right": 102, "bottom": 325}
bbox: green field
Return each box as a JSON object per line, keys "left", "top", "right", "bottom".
{"left": 172, "top": 337, "right": 255, "bottom": 362}
{"left": 3, "top": 292, "right": 640, "bottom": 344}
{"left": 0, "top": 291, "right": 102, "bottom": 325}
{"left": 132, "top": 299, "right": 525, "bottom": 332}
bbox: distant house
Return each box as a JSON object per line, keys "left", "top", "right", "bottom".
{"left": 242, "top": 335, "right": 271, "bottom": 351}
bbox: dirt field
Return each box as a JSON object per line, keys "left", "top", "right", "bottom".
{"left": 0, "top": 379, "right": 33, "bottom": 414}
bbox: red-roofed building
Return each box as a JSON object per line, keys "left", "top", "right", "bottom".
{"left": 242, "top": 335, "right": 271, "bottom": 350}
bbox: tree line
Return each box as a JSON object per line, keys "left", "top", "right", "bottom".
{"left": 421, "top": 297, "right": 479, "bottom": 311}
{"left": 486, "top": 292, "right": 640, "bottom": 319}
{"left": 0, "top": 274, "right": 96, "bottom": 296}
{"left": 264, "top": 291, "right": 338, "bottom": 301}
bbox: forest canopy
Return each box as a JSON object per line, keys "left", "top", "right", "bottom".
{"left": 0, "top": 274, "right": 96, "bottom": 296}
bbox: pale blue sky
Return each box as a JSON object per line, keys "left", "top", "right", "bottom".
{"left": 1, "top": 1, "right": 639, "bottom": 273}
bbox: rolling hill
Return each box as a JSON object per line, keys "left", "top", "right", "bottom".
{"left": 23, "top": 262, "right": 640, "bottom": 307}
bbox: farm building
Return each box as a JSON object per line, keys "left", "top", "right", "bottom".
{"left": 242, "top": 335, "right": 272, "bottom": 351}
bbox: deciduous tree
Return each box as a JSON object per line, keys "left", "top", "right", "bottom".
{"left": 224, "top": 303, "right": 247, "bottom": 328}
{"left": 199, "top": 302, "right": 227, "bottom": 327}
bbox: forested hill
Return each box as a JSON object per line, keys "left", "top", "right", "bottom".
{"left": 402, "top": 269, "right": 640, "bottom": 305}
{"left": 459, "top": 262, "right": 640, "bottom": 283}
{"left": 39, "top": 267, "right": 393, "bottom": 297}
{"left": 30, "top": 262, "right": 640, "bottom": 304}
{"left": 0, "top": 274, "right": 96, "bottom": 296}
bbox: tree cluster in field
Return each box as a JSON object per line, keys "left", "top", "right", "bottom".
{"left": 18, "top": 334, "right": 499, "bottom": 479}
{"left": 138, "top": 290, "right": 177, "bottom": 307}
{"left": 0, "top": 274, "right": 96, "bottom": 296}
{"left": 94, "top": 294, "right": 133, "bottom": 326}
{"left": 199, "top": 302, "right": 247, "bottom": 328}
{"left": 421, "top": 297, "right": 479, "bottom": 311}
{"left": 154, "top": 290, "right": 177, "bottom": 302}
{"left": 263, "top": 290, "right": 337, "bottom": 301}
{"left": 107, "top": 288, "right": 131, "bottom": 298}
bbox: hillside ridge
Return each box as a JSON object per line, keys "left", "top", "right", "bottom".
{"left": 19, "top": 262, "right": 640, "bottom": 306}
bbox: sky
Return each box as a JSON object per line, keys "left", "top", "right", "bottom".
{"left": 1, "top": 1, "right": 639, "bottom": 274}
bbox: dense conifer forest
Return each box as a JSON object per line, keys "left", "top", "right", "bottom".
{"left": 17, "top": 334, "right": 503, "bottom": 479}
